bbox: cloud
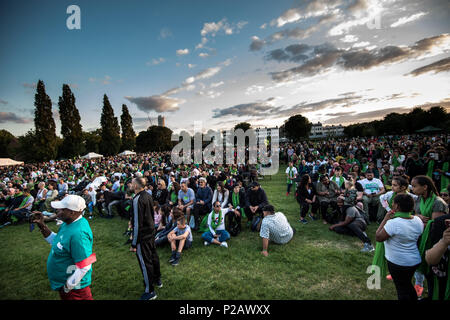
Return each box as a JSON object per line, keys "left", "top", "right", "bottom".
{"left": 390, "top": 12, "right": 428, "bottom": 28}
{"left": 159, "top": 27, "right": 172, "bottom": 39}
{"left": 268, "top": 33, "right": 450, "bottom": 82}
{"left": 199, "top": 52, "right": 209, "bottom": 58}
{"left": 22, "top": 83, "right": 37, "bottom": 89}
{"left": 0, "top": 99, "right": 8, "bottom": 105}
{"left": 146, "top": 57, "right": 166, "bottom": 66}
{"left": 212, "top": 101, "right": 277, "bottom": 118}
{"left": 406, "top": 57, "right": 450, "bottom": 76}
{"left": 124, "top": 95, "right": 182, "bottom": 113}
{"left": 323, "top": 107, "right": 410, "bottom": 124}
{"left": 197, "top": 90, "right": 223, "bottom": 99}
{"left": 270, "top": 0, "right": 340, "bottom": 27}
{"left": 249, "top": 36, "right": 266, "bottom": 51}
{"left": 188, "top": 64, "right": 196, "bottom": 69}
{"left": 0, "top": 111, "right": 32, "bottom": 124}
{"left": 341, "top": 34, "right": 359, "bottom": 43}
{"left": 176, "top": 48, "right": 189, "bottom": 56}
{"left": 200, "top": 18, "right": 248, "bottom": 37}
{"left": 89, "top": 75, "right": 112, "bottom": 84}
{"left": 210, "top": 81, "right": 224, "bottom": 88}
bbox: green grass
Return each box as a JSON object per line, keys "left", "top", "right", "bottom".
{"left": 0, "top": 165, "right": 399, "bottom": 300}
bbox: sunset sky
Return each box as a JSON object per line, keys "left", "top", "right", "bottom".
{"left": 0, "top": 0, "right": 449, "bottom": 137}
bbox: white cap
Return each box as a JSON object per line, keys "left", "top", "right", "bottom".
{"left": 51, "top": 195, "right": 86, "bottom": 212}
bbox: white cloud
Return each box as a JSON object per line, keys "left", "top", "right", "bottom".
{"left": 188, "top": 64, "right": 196, "bottom": 69}
{"left": 199, "top": 52, "right": 209, "bottom": 58}
{"left": 176, "top": 48, "right": 189, "bottom": 56}
{"left": 210, "top": 81, "right": 224, "bottom": 88}
{"left": 352, "top": 41, "right": 371, "bottom": 48}
{"left": 260, "top": 23, "right": 267, "bottom": 29}
{"left": 146, "top": 57, "right": 166, "bottom": 66}
{"left": 340, "top": 34, "right": 359, "bottom": 43}
{"left": 390, "top": 12, "right": 428, "bottom": 28}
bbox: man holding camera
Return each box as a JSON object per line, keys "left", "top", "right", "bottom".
{"left": 31, "top": 195, "right": 96, "bottom": 300}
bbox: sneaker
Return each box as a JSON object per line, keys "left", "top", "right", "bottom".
{"left": 286, "top": 192, "right": 289, "bottom": 196}
{"left": 300, "top": 219, "right": 308, "bottom": 224}
{"left": 0, "top": 222, "right": 11, "bottom": 228}
{"left": 140, "top": 291, "right": 157, "bottom": 300}
{"left": 169, "top": 251, "right": 177, "bottom": 263}
{"left": 220, "top": 242, "right": 228, "bottom": 248}
{"left": 386, "top": 274, "right": 392, "bottom": 281}
{"left": 414, "top": 284, "right": 424, "bottom": 298}
{"left": 171, "top": 255, "right": 181, "bottom": 266}
{"left": 308, "top": 214, "right": 317, "bottom": 221}
{"left": 360, "top": 243, "right": 375, "bottom": 253}
{"left": 204, "top": 241, "right": 210, "bottom": 246}
{"left": 155, "top": 279, "right": 163, "bottom": 288}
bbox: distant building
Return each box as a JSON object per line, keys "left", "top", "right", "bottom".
{"left": 158, "top": 115, "right": 165, "bottom": 127}
{"left": 310, "top": 122, "right": 344, "bottom": 138}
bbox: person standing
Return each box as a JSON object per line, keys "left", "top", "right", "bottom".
{"left": 130, "top": 177, "right": 162, "bottom": 300}
{"left": 31, "top": 195, "right": 96, "bottom": 300}
{"left": 286, "top": 162, "right": 298, "bottom": 196}
{"left": 374, "top": 194, "right": 424, "bottom": 300}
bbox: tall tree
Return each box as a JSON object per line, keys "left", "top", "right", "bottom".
{"left": 0, "top": 129, "right": 17, "bottom": 158}
{"left": 99, "top": 94, "right": 121, "bottom": 156}
{"left": 283, "top": 114, "right": 312, "bottom": 142}
{"left": 58, "top": 84, "right": 85, "bottom": 158}
{"left": 136, "top": 126, "right": 173, "bottom": 152}
{"left": 34, "top": 80, "right": 57, "bottom": 161}
{"left": 83, "top": 129, "right": 102, "bottom": 154}
{"left": 120, "top": 104, "right": 136, "bottom": 151}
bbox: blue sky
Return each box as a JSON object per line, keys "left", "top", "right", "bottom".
{"left": 1, "top": 0, "right": 449, "bottom": 136}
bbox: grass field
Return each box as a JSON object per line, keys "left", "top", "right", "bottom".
{"left": 0, "top": 165, "right": 400, "bottom": 300}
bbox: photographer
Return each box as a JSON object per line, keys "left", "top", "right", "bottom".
{"left": 31, "top": 195, "right": 96, "bottom": 300}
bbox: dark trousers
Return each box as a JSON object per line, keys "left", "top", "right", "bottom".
{"left": 333, "top": 220, "right": 371, "bottom": 244}
{"left": 287, "top": 183, "right": 294, "bottom": 193}
{"left": 320, "top": 201, "right": 337, "bottom": 223}
{"left": 244, "top": 206, "right": 262, "bottom": 222}
{"left": 387, "top": 260, "right": 420, "bottom": 301}
{"left": 226, "top": 209, "right": 242, "bottom": 234}
{"left": 136, "top": 238, "right": 161, "bottom": 294}
{"left": 193, "top": 203, "right": 211, "bottom": 229}
{"left": 299, "top": 201, "right": 319, "bottom": 218}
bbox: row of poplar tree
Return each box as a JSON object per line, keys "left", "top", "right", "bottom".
{"left": 30, "top": 79, "right": 136, "bottom": 161}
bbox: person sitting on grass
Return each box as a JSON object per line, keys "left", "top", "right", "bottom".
{"left": 202, "top": 201, "right": 231, "bottom": 248}
{"left": 329, "top": 197, "right": 374, "bottom": 253}
{"left": 9, "top": 188, "right": 34, "bottom": 224}
{"left": 296, "top": 174, "right": 319, "bottom": 224}
{"left": 167, "top": 216, "right": 193, "bottom": 266}
{"left": 259, "top": 205, "right": 295, "bottom": 257}
{"left": 177, "top": 181, "right": 195, "bottom": 227}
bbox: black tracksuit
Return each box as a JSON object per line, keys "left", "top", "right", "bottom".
{"left": 131, "top": 190, "right": 161, "bottom": 294}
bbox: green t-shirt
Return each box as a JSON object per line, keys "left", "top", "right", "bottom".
{"left": 47, "top": 217, "right": 94, "bottom": 290}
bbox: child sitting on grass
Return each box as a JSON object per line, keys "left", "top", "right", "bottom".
{"left": 167, "top": 216, "right": 193, "bottom": 266}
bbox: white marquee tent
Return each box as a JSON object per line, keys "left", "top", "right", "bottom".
{"left": 118, "top": 150, "right": 136, "bottom": 156}
{"left": 81, "top": 152, "right": 103, "bottom": 159}
{"left": 0, "top": 158, "right": 24, "bottom": 167}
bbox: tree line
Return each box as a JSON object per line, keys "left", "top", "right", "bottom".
{"left": 0, "top": 80, "right": 174, "bottom": 163}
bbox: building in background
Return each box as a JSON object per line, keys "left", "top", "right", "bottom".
{"left": 158, "top": 115, "right": 165, "bottom": 127}
{"left": 310, "top": 122, "right": 344, "bottom": 138}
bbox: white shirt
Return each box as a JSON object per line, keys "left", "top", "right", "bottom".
{"left": 383, "top": 216, "right": 424, "bottom": 266}
{"left": 358, "top": 178, "right": 384, "bottom": 195}
{"left": 285, "top": 167, "right": 298, "bottom": 179}
{"left": 260, "top": 212, "right": 293, "bottom": 244}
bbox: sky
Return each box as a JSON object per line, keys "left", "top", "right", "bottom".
{"left": 0, "top": 0, "right": 449, "bottom": 137}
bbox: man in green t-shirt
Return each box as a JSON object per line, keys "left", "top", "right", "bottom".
{"left": 32, "top": 195, "right": 96, "bottom": 300}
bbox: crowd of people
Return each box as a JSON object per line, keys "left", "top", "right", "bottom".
{"left": 281, "top": 134, "right": 450, "bottom": 300}
{"left": 0, "top": 133, "right": 449, "bottom": 301}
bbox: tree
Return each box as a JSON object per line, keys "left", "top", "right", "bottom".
{"left": 58, "top": 84, "right": 85, "bottom": 158}
{"left": 16, "top": 130, "right": 39, "bottom": 162}
{"left": 83, "top": 129, "right": 102, "bottom": 154}
{"left": 120, "top": 104, "right": 136, "bottom": 151}
{"left": 34, "top": 80, "right": 57, "bottom": 161}
{"left": 234, "top": 122, "right": 251, "bottom": 131}
{"left": 99, "top": 94, "right": 121, "bottom": 156}
{"left": 0, "top": 130, "right": 17, "bottom": 158}
{"left": 283, "top": 114, "right": 312, "bottom": 142}
{"left": 136, "top": 126, "right": 173, "bottom": 152}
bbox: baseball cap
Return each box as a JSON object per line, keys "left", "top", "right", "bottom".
{"left": 51, "top": 195, "right": 86, "bottom": 212}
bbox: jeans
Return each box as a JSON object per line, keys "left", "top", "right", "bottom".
{"left": 387, "top": 260, "right": 420, "bottom": 300}
{"left": 299, "top": 201, "right": 319, "bottom": 219}
{"left": 202, "top": 229, "right": 230, "bottom": 243}
{"left": 107, "top": 200, "right": 121, "bottom": 216}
